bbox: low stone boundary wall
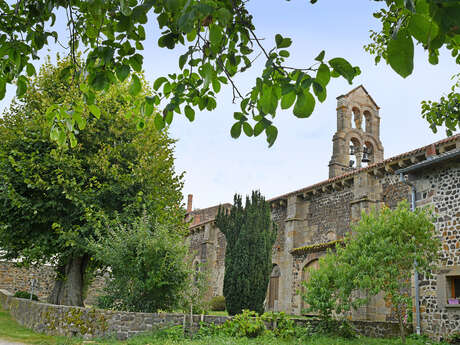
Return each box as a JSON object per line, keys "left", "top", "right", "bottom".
{"left": 0, "top": 289, "right": 411, "bottom": 340}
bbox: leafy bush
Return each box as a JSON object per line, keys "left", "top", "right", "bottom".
{"left": 13, "top": 291, "right": 38, "bottom": 301}
{"left": 262, "top": 312, "right": 313, "bottom": 339}
{"left": 209, "top": 296, "right": 226, "bottom": 311}
{"left": 221, "top": 310, "right": 266, "bottom": 338}
{"left": 92, "top": 217, "right": 190, "bottom": 313}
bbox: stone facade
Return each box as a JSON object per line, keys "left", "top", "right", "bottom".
{"left": 399, "top": 155, "right": 460, "bottom": 340}
{"left": 186, "top": 86, "right": 460, "bottom": 336}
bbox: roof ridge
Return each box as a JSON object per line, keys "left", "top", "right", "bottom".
{"left": 269, "top": 133, "right": 459, "bottom": 202}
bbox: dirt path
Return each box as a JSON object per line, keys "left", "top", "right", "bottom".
{"left": 0, "top": 340, "right": 26, "bottom": 345}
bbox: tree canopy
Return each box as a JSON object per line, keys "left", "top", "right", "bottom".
{"left": 1, "top": 0, "right": 458, "bottom": 147}
{"left": 0, "top": 57, "right": 185, "bottom": 306}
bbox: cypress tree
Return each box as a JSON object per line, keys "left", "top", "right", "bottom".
{"left": 216, "top": 191, "right": 277, "bottom": 315}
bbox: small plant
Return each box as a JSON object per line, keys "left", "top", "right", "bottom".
{"left": 13, "top": 291, "right": 38, "bottom": 301}
{"left": 447, "top": 332, "right": 460, "bottom": 344}
{"left": 222, "top": 310, "right": 266, "bottom": 338}
{"left": 209, "top": 296, "right": 226, "bottom": 311}
{"left": 262, "top": 312, "right": 295, "bottom": 338}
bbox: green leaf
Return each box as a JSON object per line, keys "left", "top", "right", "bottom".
{"left": 315, "top": 50, "right": 325, "bottom": 62}
{"left": 88, "top": 104, "right": 101, "bottom": 119}
{"left": 164, "top": 111, "right": 173, "bottom": 124}
{"left": 153, "top": 77, "right": 168, "bottom": 91}
{"left": 73, "top": 112, "right": 86, "bottom": 130}
{"left": 387, "top": 28, "right": 414, "bottom": 78}
{"left": 279, "top": 50, "right": 290, "bottom": 58}
{"left": 179, "top": 54, "right": 188, "bottom": 69}
{"left": 230, "top": 122, "right": 242, "bottom": 138}
{"left": 212, "top": 78, "right": 221, "bottom": 93}
{"left": 154, "top": 113, "right": 165, "bottom": 130}
{"left": 209, "top": 24, "right": 223, "bottom": 50}
{"left": 129, "top": 74, "right": 142, "bottom": 96}
{"left": 129, "top": 54, "right": 143, "bottom": 72}
{"left": 275, "top": 34, "right": 292, "bottom": 49}
{"left": 144, "top": 101, "right": 154, "bottom": 116}
{"left": 281, "top": 92, "right": 296, "bottom": 109}
{"left": 184, "top": 105, "right": 195, "bottom": 122}
{"left": 26, "top": 63, "right": 36, "bottom": 77}
{"left": 328, "top": 58, "right": 356, "bottom": 84}
{"left": 293, "top": 90, "right": 315, "bottom": 118}
{"left": 253, "top": 122, "right": 264, "bottom": 137}
{"left": 260, "top": 84, "right": 278, "bottom": 115}
{"left": 116, "top": 64, "right": 130, "bottom": 82}
{"left": 315, "top": 63, "right": 330, "bottom": 88}
{"left": 69, "top": 133, "right": 77, "bottom": 148}
{"left": 266, "top": 125, "right": 278, "bottom": 147}
{"left": 16, "top": 76, "right": 27, "bottom": 98}
{"left": 90, "top": 72, "right": 107, "bottom": 91}
{"left": 242, "top": 122, "right": 253, "bottom": 137}
{"left": 313, "top": 81, "right": 327, "bottom": 103}
{"left": 409, "top": 13, "right": 439, "bottom": 45}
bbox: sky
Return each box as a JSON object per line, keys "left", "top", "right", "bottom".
{"left": 1, "top": 1, "right": 458, "bottom": 210}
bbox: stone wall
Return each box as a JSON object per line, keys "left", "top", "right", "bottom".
{"left": 412, "top": 161, "right": 460, "bottom": 340}
{"left": 0, "top": 261, "right": 106, "bottom": 306}
{"left": 0, "top": 289, "right": 411, "bottom": 340}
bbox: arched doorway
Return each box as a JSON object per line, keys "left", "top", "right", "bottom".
{"left": 301, "top": 259, "right": 319, "bottom": 315}
{"left": 268, "top": 264, "right": 280, "bottom": 310}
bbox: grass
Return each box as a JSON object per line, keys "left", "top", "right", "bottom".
{"left": 0, "top": 306, "right": 446, "bottom": 345}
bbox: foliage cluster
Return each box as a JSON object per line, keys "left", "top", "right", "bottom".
{"left": 13, "top": 291, "right": 39, "bottom": 301}
{"left": 2, "top": 0, "right": 457, "bottom": 147}
{"left": 0, "top": 57, "right": 185, "bottom": 306}
{"left": 92, "top": 217, "right": 190, "bottom": 313}
{"left": 208, "top": 295, "right": 226, "bottom": 311}
{"left": 301, "top": 201, "right": 439, "bottom": 343}
{"left": 197, "top": 310, "right": 312, "bottom": 340}
{"left": 365, "top": 0, "right": 460, "bottom": 134}
{"left": 216, "top": 191, "right": 277, "bottom": 315}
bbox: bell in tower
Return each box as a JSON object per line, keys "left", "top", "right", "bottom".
{"left": 328, "top": 85, "right": 384, "bottom": 179}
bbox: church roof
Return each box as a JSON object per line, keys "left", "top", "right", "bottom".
{"left": 270, "top": 133, "right": 460, "bottom": 203}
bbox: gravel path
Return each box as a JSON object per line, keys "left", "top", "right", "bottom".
{"left": 0, "top": 340, "right": 26, "bottom": 345}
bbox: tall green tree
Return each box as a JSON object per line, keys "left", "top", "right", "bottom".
{"left": 0, "top": 57, "right": 185, "bottom": 306}
{"left": 0, "top": 1, "right": 457, "bottom": 147}
{"left": 216, "top": 191, "right": 277, "bottom": 315}
{"left": 302, "top": 201, "right": 440, "bottom": 343}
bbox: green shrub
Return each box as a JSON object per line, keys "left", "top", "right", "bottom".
{"left": 209, "top": 296, "right": 226, "bottom": 311}
{"left": 262, "top": 312, "right": 313, "bottom": 339}
{"left": 13, "top": 291, "right": 38, "bottom": 301}
{"left": 92, "top": 218, "right": 190, "bottom": 313}
{"left": 222, "top": 310, "right": 266, "bottom": 338}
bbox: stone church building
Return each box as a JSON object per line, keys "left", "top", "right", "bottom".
{"left": 185, "top": 85, "right": 460, "bottom": 339}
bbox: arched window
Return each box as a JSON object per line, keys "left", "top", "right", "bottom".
{"left": 352, "top": 107, "right": 362, "bottom": 129}
{"left": 348, "top": 137, "right": 361, "bottom": 168}
{"left": 268, "top": 264, "right": 280, "bottom": 310}
{"left": 363, "top": 110, "right": 372, "bottom": 134}
{"left": 362, "top": 141, "right": 374, "bottom": 166}
{"left": 301, "top": 259, "right": 319, "bottom": 315}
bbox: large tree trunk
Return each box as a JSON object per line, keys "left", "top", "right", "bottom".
{"left": 48, "top": 255, "right": 89, "bottom": 307}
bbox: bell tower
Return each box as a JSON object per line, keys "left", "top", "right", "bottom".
{"left": 328, "top": 85, "right": 384, "bottom": 178}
